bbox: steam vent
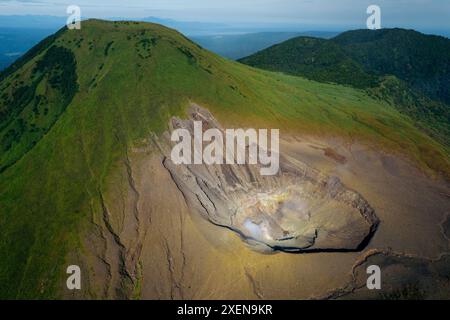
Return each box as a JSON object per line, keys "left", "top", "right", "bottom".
{"left": 162, "top": 106, "right": 379, "bottom": 252}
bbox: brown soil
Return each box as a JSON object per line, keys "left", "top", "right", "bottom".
{"left": 67, "top": 111, "right": 450, "bottom": 300}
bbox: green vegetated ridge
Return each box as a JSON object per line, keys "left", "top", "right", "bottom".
{"left": 239, "top": 36, "right": 379, "bottom": 89}
{"left": 239, "top": 28, "right": 450, "bottom": 149}
{"left": 334, "top": 29, "right": 450, "bottom": 105}
{"left": 0, "top": 20, "right": 448, "bottom": 299}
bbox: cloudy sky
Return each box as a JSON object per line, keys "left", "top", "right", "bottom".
{"left": 0, "top": 0, "right": 449, "bottom": 31}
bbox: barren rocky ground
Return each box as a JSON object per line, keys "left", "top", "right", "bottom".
{"left": 64, "top": 105, "right": 450, "bottom": 300}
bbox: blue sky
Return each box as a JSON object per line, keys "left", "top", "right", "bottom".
{"left": 0, "top": 0, "right": 449, "bottom": 32}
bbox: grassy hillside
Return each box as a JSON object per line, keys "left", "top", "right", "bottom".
{"left": 367, "top": 76, "right": 450, "bottom": 148}
{"left": 0, "top": 20, "right": 449, "bottom": 298}
{"left": 239, "top": 29, "right": 450, "bottom": 149}
{"left": 239, "top": 36, "right": 378, "bottom": 88}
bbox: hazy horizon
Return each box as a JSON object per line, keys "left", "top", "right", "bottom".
{"left": 0, "top": 0, "right": 449, "bottom": 35}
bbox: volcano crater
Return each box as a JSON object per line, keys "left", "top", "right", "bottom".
{"left": 161, "top": 105, "right": 379, "bottom": 253}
